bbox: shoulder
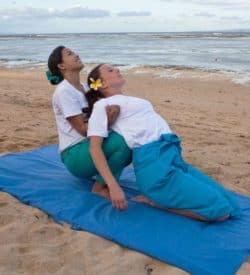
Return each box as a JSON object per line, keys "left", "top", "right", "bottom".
{"left": 54, "top": 80, "right": 74, "bottom": 95}
{"left": 93, "top": 98, "right": 109, "bottom": 109}
{"left": 52, "top": 81, "right": 79, "bottom": 109}
{"left": 53, "top": 80, "right": 69, "bottom": 98}
{"left": 128, "top": 95, "right": 151, "bottom": 105}
{"left": 53, "top": 81, "right": 82, "bottom": 103}
{"left": 93, "top": 95, "right": 123, "bottom": 107}
{"left": 100, "top": 95, "right": 126, "bottom": 104}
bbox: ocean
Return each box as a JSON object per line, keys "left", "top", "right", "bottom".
{"left": 0, "top": 32, "right": 250, "bottom": 83}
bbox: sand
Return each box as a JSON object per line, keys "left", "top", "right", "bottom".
{"left": 0, "top": 67, "right": 250, "bottom": 274}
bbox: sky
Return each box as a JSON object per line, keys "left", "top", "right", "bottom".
{"left": 0, "top": 0, "right": 250, "bottom": 34}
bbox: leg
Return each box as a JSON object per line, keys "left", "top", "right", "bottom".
{"left": 186, "top": 164, "right": 227, "bottom": 193}
{"left": 133, "top": 136, "right": 239, "bottom": 221}
{"left": 92, "top": 132, "right": 131, "bottom": 198}
{"left": 92, "top": 181, "right": 110, "bottom": 199}
{"left": 62, "top": 131, "right": 131, "bottom": 189}
{"left": 184, "top": 163, "right": 240, "bottom": 217}
{"left": 96, "top": 131, "right": 132, "bottom": 184}
{"left": 138, "top": 166, "right": 236, "bottom": 221}
{"left": 132, "top": 195, "right": 229, "bottom": 221}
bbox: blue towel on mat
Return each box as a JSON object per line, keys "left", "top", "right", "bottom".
{"left": 0, "top": 145, "right": 249, "bottom": 275}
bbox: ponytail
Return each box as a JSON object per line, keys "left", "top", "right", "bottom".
{"left": 83, "top": 90, "right": 105, "bottom": 118}
{"left": 84, "top": 64, "right": 105, "bottom": 117}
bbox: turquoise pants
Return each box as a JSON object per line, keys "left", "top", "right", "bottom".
{"left": 133, "top": 133, "right": 241, "bottom": 220}
{"left": 61, "top": 131, "right": 132, "bottom": 185}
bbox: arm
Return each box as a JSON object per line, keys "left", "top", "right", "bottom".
{"left": 106, "top": 105, "right": 120, "bottom": 126}
{"left": 67, "top": 115, "right": 88, "bottom": 136}
{"left": 56, "top": 89, "right": 88, "bottom": 136}
{"left": 67, "top": 104, "right": 119, "bottom": 137}
{"left": 89, "top": 136, "right": 127, "bottom": 210}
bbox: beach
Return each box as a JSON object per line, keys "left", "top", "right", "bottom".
{"left": 0, "top": 67, "right": 250, "bottom": 274}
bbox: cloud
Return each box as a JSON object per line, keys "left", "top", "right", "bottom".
{"left": 219, "top": 15, "right": 250, "bottom": 25}
{"left": 117, "top": 11, "right": 151, "bottom": 17}
{"left": 194, "top": 12, "right": 216, "bottom": 18}
{"left": 220, "top": 15, "right": 241, "bottom": 21}
{"left": 160, "top": 0, "right": 249, "bottom": 8}
{"left": 0, "top": 6, "right": 110, "bottom": 21}
{"left": 57, "top": 7, "right": 110, "bottom": 18}
{"left": 0, "top": 8, "right": 49, "bottom": 19}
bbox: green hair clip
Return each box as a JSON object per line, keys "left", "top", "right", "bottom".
{"left": 46, "top": 70, "right": 63, "bottom": 84}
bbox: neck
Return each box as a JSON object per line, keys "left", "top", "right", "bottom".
{"left": 63, "top": 71, "right": 81, "bottom": 88}
{"left": 103, "top": 86, "right": 123, "bottom": 97}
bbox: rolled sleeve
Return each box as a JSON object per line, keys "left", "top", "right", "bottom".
{"left": 58, "top": 89, "right": 83, "bottom": 118}
{"left": 87, "top": 101, "right": 109, "bottom": 138}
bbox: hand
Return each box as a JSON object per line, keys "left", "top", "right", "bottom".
{"left": 108, "top": 183, "right": 127, "bottom": 210}
{"left": 106, "top": 105, "right": 120, "bottom": 125}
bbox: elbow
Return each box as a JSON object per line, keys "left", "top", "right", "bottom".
{"left": 81, "top": 130, "right": 87, "bottom": 137}
{"left": 80, "top": 127, "right": 87, "bottom": 137}
{"left": 80, "top": 122, "right": 88, "bottom": 136}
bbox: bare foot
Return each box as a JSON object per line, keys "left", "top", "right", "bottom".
{"left": 132, "top": 195, "right": 209, "bottom": 221}
{"left": 131, "top": 195, "right": 153, "bottom": 205}
{"left": 131, "top": 195, "right": 229, "bottom": 222}
{"left": 216, "top": 215, "right": 229, "bottom": 222}
{"left": 92, "top": 181, "right": 110, "bottom": 200}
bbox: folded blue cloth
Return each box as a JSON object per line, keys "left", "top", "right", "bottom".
{"left": 0, "top": 145, "right": 249, "bottom": 275}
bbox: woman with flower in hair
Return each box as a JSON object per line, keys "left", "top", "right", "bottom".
{"left": 47, "top": 47, "right": 131, "bottom": 201}
{"left": 85, "top": 63, "right": 241, "bottom": 221}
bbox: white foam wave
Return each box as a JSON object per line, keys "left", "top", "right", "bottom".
{"left": 232, "top": 74, "right": 250, "bottom": 86}
{"left": 155, "top": 71, "right": 182, "bottom": 79}
{"left": 0, "top": 60, "right": 46, "bottom": 68}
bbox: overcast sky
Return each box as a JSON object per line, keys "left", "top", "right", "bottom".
{"left": 0, "top": 0, "right": 250, "bottom": 34}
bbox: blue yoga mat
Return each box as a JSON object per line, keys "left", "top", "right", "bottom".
{"left": 0, "top": 145, "right": 249, "bottom": 275}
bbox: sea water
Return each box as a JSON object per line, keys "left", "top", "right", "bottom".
{"left": 0, "top": 32, "right": 250, "bottom": 84}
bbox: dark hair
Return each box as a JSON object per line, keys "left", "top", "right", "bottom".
{"left": 47, "top": 45, "right": 65, "bottom": 85}
{"left": 87, "top": 64, "right": 103, "bottom": 88}
{"left": 84, "top": 64, "right": 105, "bottom": 117}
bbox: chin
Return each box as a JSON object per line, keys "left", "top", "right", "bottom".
{"left": 78, "top": 63, "right": 84, "bottom": 70}
{"left": 118, "top": 81, "right": 125, "bottom": 89}
{"left": 121, "top": 78, "right": 126, "bottom": 85}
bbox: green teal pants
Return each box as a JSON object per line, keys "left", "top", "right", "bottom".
{"left": 61, "top": 131, "right": 132, "bottom": 185}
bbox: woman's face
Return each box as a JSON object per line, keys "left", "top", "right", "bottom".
{"left": 99, "top": 64, "right": 125, "bottom": 91}
{"left": 59, "top": 48, "right": 84, "bottom": 72}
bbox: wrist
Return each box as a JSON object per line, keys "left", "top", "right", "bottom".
{"left": 106, "top": 179, "right": 118, "bottom": 188}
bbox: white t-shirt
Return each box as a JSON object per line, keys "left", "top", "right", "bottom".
{"left": 52, "top": 79, "right": 89, "bottom": 152}
{"left": 88, "top": 94, "right": 172, "bottom": 149}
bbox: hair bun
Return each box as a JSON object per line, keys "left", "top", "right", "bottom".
{"left": 46, "top": 70, "right": 63, "bottom": 85}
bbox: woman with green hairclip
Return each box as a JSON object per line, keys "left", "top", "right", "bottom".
{"left": 47, "top": 46, "right": 132, "bottom": 203}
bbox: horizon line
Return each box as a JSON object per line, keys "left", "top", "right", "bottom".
{"left": 1, "top": 29, "right": 250, "bottom": 36}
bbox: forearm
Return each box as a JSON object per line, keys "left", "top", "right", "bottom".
{"left": 90, "top": 144, "right": 117, "bottom": 188}
{"left": 67, "top": 115, "right": 88, "bottom": 136}
{"left": 77, "top": 121, "right": 88, "bottom": 136}
{"left": 89, "top": 136, "right": 127, "bottom": 210}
